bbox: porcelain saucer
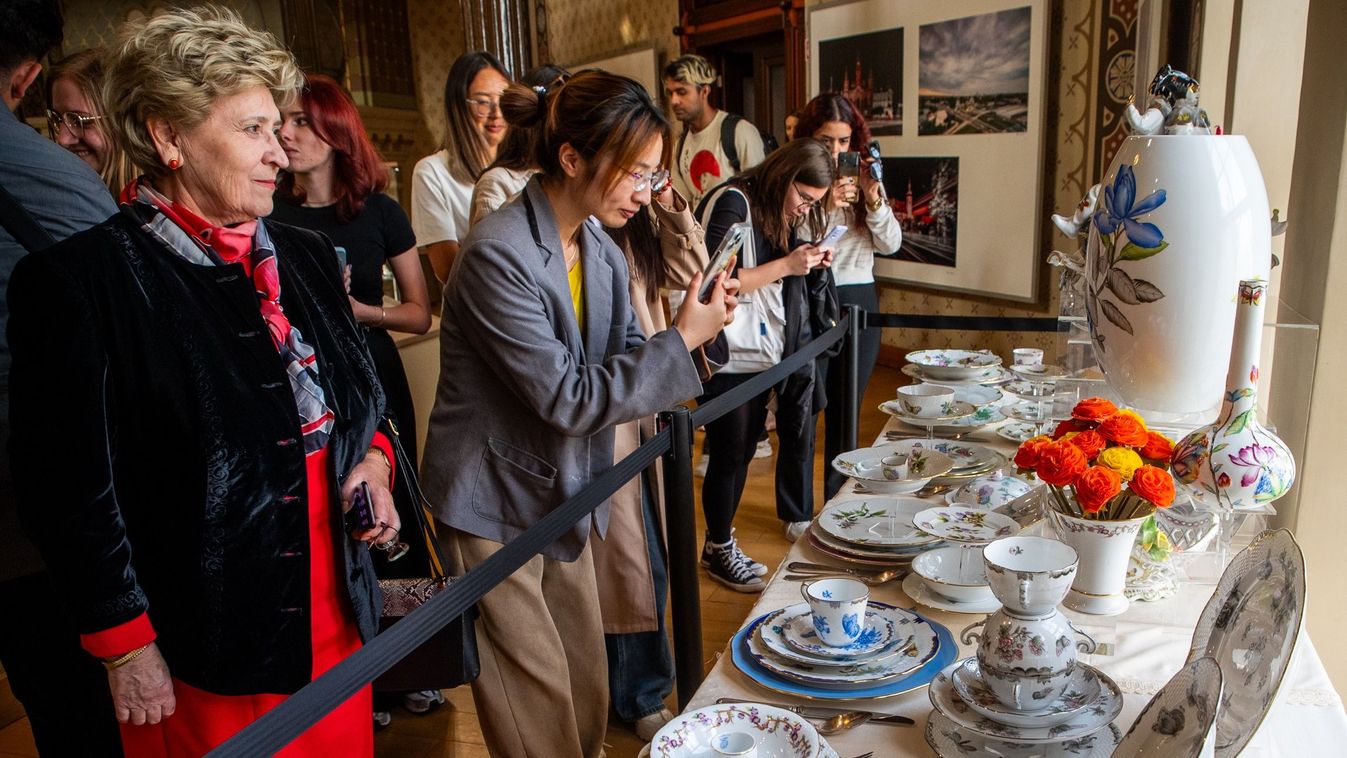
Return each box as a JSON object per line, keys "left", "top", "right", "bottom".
{"left": 950, "top": 657, "right": 1099, "bottom": 728}
{"left": 757, "top": 607, "right": 907, "bottom": 667}
{"left": 913, "top": 506, "right": 1020, "bottom": 544}
{"left": 902, "top": 573, "right": 1001, "bottom": 614}
{"left": 880, "top": 399, "right": 977, "bottom": 424}
{"left": 779, "top": 606, "right": 898, "bottom": 659}
{"left": 926, "top": 710, "right": 1121, "bottom": 758}
{"left": 997, "top": 421, "right": 1042, "bottom": 443}
{"left": 1000, "top": 402, "right": 1053, "bottom": 423}
{"left": 930, "top": 659, "right": 1122, "bottom": 743}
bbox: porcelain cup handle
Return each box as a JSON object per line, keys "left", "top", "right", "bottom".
{"left": 1068, "top": 620, "right": 1098, "bottom": 654}
{"left": 800, "top": 582, "right": 812, "bottom": 606}
{"left": 958, "top": 617, "right": 988, "bottom": 646}
{"left": 1017, "top": 577, "right": 1031, "bottom": 609}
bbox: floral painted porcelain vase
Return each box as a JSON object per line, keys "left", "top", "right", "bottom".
{"left": 1172, "top": 280, "right": 1296, "bottom": 509}
{"left": 1047, "top": 510, "right": 1150, "bottom": 616}
{"left": 1085, "top": 136, "right": 1271, "bottom": 420}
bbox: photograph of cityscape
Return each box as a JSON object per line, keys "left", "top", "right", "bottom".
{"left": 918, "top": 6, "right": 1032, "bottom": 135}
{"left": 817, "top": 27, "right": 903, "bottom": 136}
{"left": 879, "top": 156, "right": 959, "bottom": 267}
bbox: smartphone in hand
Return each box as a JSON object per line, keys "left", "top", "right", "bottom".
{"left": 697, "top": 222, "right": 751, "bottom": 303}
{"left": 343, "top": 481, "right": 376, "bottom": 533}
{"left": 814, "top": 224, "right": 848, "bottom": 249}
{"left": 837, "top": 151, "right": 861, "bottom": 178}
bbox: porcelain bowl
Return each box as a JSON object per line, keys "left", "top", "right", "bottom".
{"left": 856, "top": 449, "right": 954, "bottom": 494}
{"left": 912, "top": 546, "right": 994, "bottom": 604}
{"left": 905, "top": 349, "right": 1003, "bottom": 380}
{"left": 950, "top": 472, "right": 1034, "bottom": 509}
{"left": 650, "top": 703, "right": 820, "bottom": 758}
{"left": 982, "top": 536, "right": 1078, "bottom": 616}
{"left": 896, "top": 384, "right": 956, "bottom": 417}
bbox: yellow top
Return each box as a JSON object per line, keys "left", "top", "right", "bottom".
{"left": 567, "top": 258, "right": 585, "bottom": 333}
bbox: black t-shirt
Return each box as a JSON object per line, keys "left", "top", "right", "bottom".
{"left": 269, "top": 192, "right": 417, "bottom": 307}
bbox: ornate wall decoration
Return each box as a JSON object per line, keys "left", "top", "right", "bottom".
{"left": 1094, "top": 0, "right": 1139, "bottom": 179}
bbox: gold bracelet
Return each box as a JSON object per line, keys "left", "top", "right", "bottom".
{"left": 103, "top": 644, "right": 151, "bottom": 670}
{"left": 366, "top": 446, "right": 391, "bottom": 472}
{"left": 867, "top": 195, "right": 885, "bottom": 212}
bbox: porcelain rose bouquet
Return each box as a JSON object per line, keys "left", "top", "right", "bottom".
{"left": 1013, "top": 397, "right": 1177, "bottom": 520}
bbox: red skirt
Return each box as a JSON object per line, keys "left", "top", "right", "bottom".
{"left": 120, "top": 449, "right": 372, "bottom": 757}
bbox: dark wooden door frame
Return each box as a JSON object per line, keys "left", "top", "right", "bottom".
{"left": 674, "top": 0, "right": 807, "bottom": 114}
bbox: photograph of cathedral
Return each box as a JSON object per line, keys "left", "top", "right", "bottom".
{"left": 918, "top": 6, "right": 1031, "bottom": 135}
{"left": 817, "top": 27, "right": 903, "bottom": 136}
{"left": 879, "top": 156, "right": 959, "bottom": 267}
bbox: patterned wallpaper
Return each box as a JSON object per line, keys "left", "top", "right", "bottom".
{"left": 543, "top": 0, "right": 680, "bottom": 78}
{"left": 406, "top": 0, "right": 468, "bottom": 153}
{"left": 61, "top": 0, "right": 281, "bottom": 54}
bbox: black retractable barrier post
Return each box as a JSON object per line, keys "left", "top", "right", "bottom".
{"left": 659, "top": 405, "right": 704, "bottom": 710}
{"left": 840, "top": 305, "right": 861, "bottom": 455}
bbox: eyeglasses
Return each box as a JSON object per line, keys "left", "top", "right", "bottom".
{"left": 47, "top": 109, "right": 104, "bottom": 138}
{"left": 464, "top": 97, "right": 502, "bottom": 117}
{"left": 627, "top": 168, "right": 670, "bottom": 193}
{"left": 790, "top": 182, "right": 824, "bottom": 213}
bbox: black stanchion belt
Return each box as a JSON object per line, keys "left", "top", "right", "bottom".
{"left": 211, "top": 314, "right": 853, "bottom": 755}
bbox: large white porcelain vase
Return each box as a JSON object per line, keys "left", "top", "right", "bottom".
{"left": 1085, "top": 135, "right": 1272, "bottom": 420}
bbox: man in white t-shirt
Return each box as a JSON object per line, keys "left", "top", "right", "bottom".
{"left": 664, "top": 55, "right": 766, "bottom": 212}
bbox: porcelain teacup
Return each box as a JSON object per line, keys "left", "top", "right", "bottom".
{"left": 1013, "top": 347, "right": 1044, "bottom": 366}
{"left": 982, "top": 536, "right": 1078, "bottom": 616}
{"left": 896, "top": 384, "right": 955, "bottom": 417}
{"left": 799, "top": 577, "right": 869, "bottom": 648}
{"left": 711, "top": 731, "right": 757, "bottom": 757}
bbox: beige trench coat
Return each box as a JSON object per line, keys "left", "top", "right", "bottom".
{"left": 592, "top": 190, "right": 708, "bottom": 634}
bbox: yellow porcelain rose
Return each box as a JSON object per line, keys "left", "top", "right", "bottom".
{"left": 1096, "top": 446, "right": 1143, "bottom": 480}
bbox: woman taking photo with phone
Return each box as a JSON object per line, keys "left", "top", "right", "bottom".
{"left": 796, "top": 93, "right": 902, "bottom": 502}
{"left": 420, "top": 70, "right": 734, "bottom": 757}
{"left": 694, "top": 138, "right": 837, "bottom": 590}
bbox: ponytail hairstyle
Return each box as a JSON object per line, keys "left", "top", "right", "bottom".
{"left": 441, "top": 51, "right": 510, "bottom": 183}
{"left": 488, "top": 63, "right": 569, "bottom": 173}
{"left": 277, "top": 73, "right": 387, "bottom": 222}
{"left": 499, "top": 69, "right": 670, "bottom": 195}
{"left": 794, "top": 92, "right": 872, "bottom": 223}
{"left": 735, "top": 138, "right": 836, "bottom": 251}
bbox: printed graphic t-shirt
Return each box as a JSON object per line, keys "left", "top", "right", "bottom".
{"left": 673, "top": 111, "right": 766, "bottom": 212}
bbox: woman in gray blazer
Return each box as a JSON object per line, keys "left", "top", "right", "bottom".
{"left": 420, "top": 71, "right": 734, "bottom": 757}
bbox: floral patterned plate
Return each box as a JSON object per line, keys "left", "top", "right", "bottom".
{"left": 1114, "top": 656, "right": 1222, "bottom": 758}
{"left": 756, "top": 607, "right": 908, "bottom": 667}
{"left": 948, "top": 384, "right": 1005, "bottom": 407}
{"left": 906, "top": 349, "right": 1003, "bottom": 380}
{"left": 930, "top": 659, "right": 1122, "bottom": 743}
{"left": 1186, "top": 528, "right": 1304, "bottom": 758}
{"left": 779, "top": 603, "right": 938, "bottom": 673}
{"left": 880, "top": 399, "right": 977, "bottom": 424}
{"left": 913, "top": 507, "right": 1021, "bottom": 544}
{"left": 951, "top": 657, "right": 1099, "bottom": 728}
{"left": 806, "top": 526, "right": 924, "bottom": 567}
{"left": 1010, "top": 363, "right": 1069, "bottom": 381}
{"left": 902, "top": 363, "right": 1015, "bottom": 386}
{"left": 903, "top": 573, "right": 1001, "bottom": 614}
{"left": 1002, "top": 379, "right": 1065, "bottom": 400}
{"left": 998, "top": 421, "right": 1042, "bottom": 443}
{"left": 649, "top": 702, "right": 820, "bottom": 758}
{"left": 887, "top": 438, "right": 1002, "bottom": 473}
{"left": 1000, "top": 402, "right": 1053, "bottom": 423}
{"left": 816, "top": 497, "right": 937, "bottom": 548}
{"left": 926, "top": 709, "right": 1121, "bottom": 757}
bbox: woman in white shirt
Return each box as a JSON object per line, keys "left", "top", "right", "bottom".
{"left": 468, "top": 65, "right": 569, "bottom": 229}
{"left": 411, "top": 51, "right": 510, "bottom": 283}
{"left": 795, "top": 93, "right": 903, "bottom": 505}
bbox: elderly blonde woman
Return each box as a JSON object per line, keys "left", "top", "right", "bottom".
{"left": 7, "top": 8, "right": 398, "bottom": 755}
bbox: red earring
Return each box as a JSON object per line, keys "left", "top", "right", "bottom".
{"left": 169, "top": 158, "right": 180, "bottom": 170}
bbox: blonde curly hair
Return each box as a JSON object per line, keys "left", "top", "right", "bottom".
{"left": 103, "top": 5, "right": 302, "bottom": 178}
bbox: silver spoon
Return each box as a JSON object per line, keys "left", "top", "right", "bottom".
{"left": 784, "top": 569, "right": 904, "bottom": 586}
{"left": 817, "top": 711, "right": 873, "bottom": 735}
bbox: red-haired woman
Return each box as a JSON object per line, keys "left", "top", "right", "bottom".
{"left": 794, "top": 93, "right": 902, "bottom": 505}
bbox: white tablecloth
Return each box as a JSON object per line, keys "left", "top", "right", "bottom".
{"left": 683, "top": 421, "right": 1347, "bottom": 756}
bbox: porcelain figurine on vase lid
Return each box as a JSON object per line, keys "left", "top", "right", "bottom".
{"left": 1124, "top": 64, "right": 1213, "bottom": 136}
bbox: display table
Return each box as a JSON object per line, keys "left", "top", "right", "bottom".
{"left": 682, "top": 419, "right": 1347, "bottom": 756}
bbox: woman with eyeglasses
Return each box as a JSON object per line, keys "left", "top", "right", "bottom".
{"left": 692, "top": 138, "right": 838, "bottom": 592}
{"left": 419, "top": 70, "right": 735, "bottom": 756}
{"left": 411, "top": 51, "right": 509, "bottom": 284}
{"left": 796, "top": 93, "right": 903, "bottom": 502}
{"left": 46, "top": 48, "right": 138, "bottom": 193}
{"left": 467, "top": 64, "right": 569, "bottom": 229}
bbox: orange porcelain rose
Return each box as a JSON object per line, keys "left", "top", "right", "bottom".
{"left": 1098, "top": 412, "right": 1150, "bottom": 447}
{"left": 1071, "top": 396, "right": 1118, "bottom": 422}
{"left": 1066, "top": 429, "right": 1108, "bottom": 460}
{"left": 1014, "top": 435, "right": 1053, "bottom": 469}
{"left": 1139, "top": 431, "right": 1174, "bottom": 462}
{"left": 1130, "top": 465, "right": 1176, "bottom": 508}
{"left": 1052, "top": 418, "right": 1090, "bottom": 439}
{"left": 1035, "top": 439, "right": 1089, "bottom": 486}
{"left": 1074, "top": 465, "right": 1122, "bottom": 513}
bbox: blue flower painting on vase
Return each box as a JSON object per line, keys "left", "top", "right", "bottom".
{"left": 1086, "top": 164, "right": 1169, "bottom": 352}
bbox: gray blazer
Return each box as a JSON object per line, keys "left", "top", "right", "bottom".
{"left": 421, "top": 178, "right": 704, "bottom": 561}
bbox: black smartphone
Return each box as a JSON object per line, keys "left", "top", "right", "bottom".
{"left": 343, "top": 481, "right": 376, "bottom": 533}
{"left": 697, "top": 222, "right": 751, "bottom": 303}
{"left": 837, "top": 151, "right": 861, "bottom": 178}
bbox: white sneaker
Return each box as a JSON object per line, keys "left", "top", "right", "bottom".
{"left": 373, "top": 710, "right": 392, "bottom": 730}
{"left": 633, "top": 708, "right": 674, "bottom": 741}
{"left": 753, "top": 438, "right": 773, "bottom": 459}
{"left": 402, "top": 689, "right": 445, "bottom": 714}
{"left": 784, "top": 521, "right": 810, "bottom": 543}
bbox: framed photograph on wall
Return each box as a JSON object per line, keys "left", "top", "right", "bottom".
{"left": 566, "top": 45, "right": 661, "bottom": 100}
{"left": 808, "top": 0, "right": 1049, "bottom": 303}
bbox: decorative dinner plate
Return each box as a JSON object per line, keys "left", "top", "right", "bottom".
{"left": 778, "top": 606, "right": 899, "bottom": 659}
{"left": 880, "top": 400, "right": 977, "bottom": 424}
{"left": 906, "top": 349, "right": 1003, "bottom": 380}
{"left": 746, "top": 615, "right": 936, "bottom": 687}
{"left": 817, "top": 497, "right": 937, "bottom": 548}
{"left": 926, "top": 709, "right": 1122, "bottom": 758}
{"left": 1002, "top": 380, "right": 1064, "bottom": 400}
{"left": 731, "top": 608, "right": 957, "bottom": 701}
{"left": 948, "top": 384, "right": 1004, "bottom": 407}
{"left": 806, "top": 528, "right": 918, "bottom": 567}
{"left": 1186, "top": 528, "right": 1305, "bottom": 758}
{"left": 883, "top": 439, "right": 998, "bottom": 473}
{"left": 1113, "top": 656, "right": 1222, "bottom": 758}
{"left": 756, "top": 608, "right": 908, "bottom": 667}
{"left": 831, "top": 442, "right": 956, "bottom": 487}
{"left": 902, "top": 363, "right": 1014, "bottom": 386}
{"left": 777, "top": 603, "right": 939, "bottom": 675}
{"left": 930, "top": 660, "right": 1123, "bottom": 743}
{"left": 997, "top": 421, "right": 1042, "bottom": 443}
{"left": 1000, "top": 402, "right": 1053, "bottom": 423}
{"left": 950, "top": 657, "right": 1099, "bottom": 728}
{"left": 650, "top": 702, "right": 820, "bottom": 758}
{"left": 913, "top": 507, "right": 1020, "bottom": 544}
{"left": 1009, "top": 363, "right": 1069, "bottom": 381}
{"left": 810, "top": 519, "right": 935, "bottom": 556}
{"left": 902, "top": 573, "right": 1002, "bottom": 614}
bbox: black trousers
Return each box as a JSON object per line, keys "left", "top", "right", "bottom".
{"left": 699, "top": 370, "right": 818, "bottom": 544}
{"left": 822, "top": 283, "right": 882, "bottom": 500}
{"left": 0, "top": 571, "right": 123, "bottom": 757}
